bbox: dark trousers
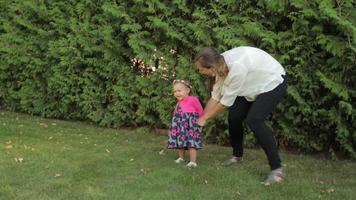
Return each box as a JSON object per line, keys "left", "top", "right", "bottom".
{"left": 228, "top": 76, "right": 287, "bottom": 170}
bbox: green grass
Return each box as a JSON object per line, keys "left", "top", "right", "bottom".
{"left": 0, "top": 111, "right": 355, "bottom": 200}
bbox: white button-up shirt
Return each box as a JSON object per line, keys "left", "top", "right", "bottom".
{"left": 212, "top": 46, "right": 286, "bottom": 106}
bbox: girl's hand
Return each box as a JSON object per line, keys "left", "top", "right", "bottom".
{"left": 197, "top": 117, "right": 206, "bottom": 126}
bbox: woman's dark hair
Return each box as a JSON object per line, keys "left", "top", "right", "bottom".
{"left": 194, "top": 47, "right": 225, "bottom": 91}
{"left": 194, "top": 46, "right": 225, "bottom": 68}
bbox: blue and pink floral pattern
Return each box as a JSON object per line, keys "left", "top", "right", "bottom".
{"left": 167, "top": 105, "right": 203, "bottom": 149}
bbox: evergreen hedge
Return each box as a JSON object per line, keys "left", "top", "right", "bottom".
{"left": 0, "top": 0, "right": 355, "bottom": 158}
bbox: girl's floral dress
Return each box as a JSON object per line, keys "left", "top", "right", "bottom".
{"left": 167, "top": 96, "right": 203, "bottom": 149}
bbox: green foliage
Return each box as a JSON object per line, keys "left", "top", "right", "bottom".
{"left": 0, "top": 0, "right": 355, "bottom": 158}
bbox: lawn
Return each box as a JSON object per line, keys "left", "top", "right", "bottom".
{"left": 0, "top": 111, "right": 355, "bottom": 200}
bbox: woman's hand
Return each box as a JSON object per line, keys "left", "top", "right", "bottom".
{"left": 197, "top": 101, "right": 226, "bottom": 127}
{"left": 197, "top": 117, "right": 207, "bottom": 126}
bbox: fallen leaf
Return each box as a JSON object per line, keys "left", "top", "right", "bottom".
{"left": 321, "top": 188, "right": 335, "bottom": 193}
{"left": 159, "top": 149, "right": 165, "bottom": 155}
{"left": 106, "top": 149, "right": 111, "bottom": 154}
{"left": 236, "top": 192, "right": 241, "bottom": 196}
{"left": 204, "top": 180, "right": 208, "bottom": 184}
{"left": 130, "top": 158, "right": 134, "bottom": 162}
{"left": 54, "top": 173, "right": 61, "bottom": 178}
{"left": 39, "top": 123, "right": 48, "bottom": 127}
{"left": 140, "top": 168, "right": 150, "bottom": 174}
{"left": 48, "top": 136, "right": 53, "bottom": 140}
{"left": 5, "top": 140, "right": 12, "bottom": 145}
{"left": 14, "top": 157, "right": 24, "bottom": 163}
{"left": 262, "top": 182, "right": 271, "bottom": 186}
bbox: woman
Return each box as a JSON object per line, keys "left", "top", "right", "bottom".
{"left": 195, "top": 46, "right": 287, "bottom": 185}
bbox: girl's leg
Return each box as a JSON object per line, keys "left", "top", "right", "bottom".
{"left": 189, "top": 148, "right": 197, "bottom": 163}
{"left": 228, "top": 97, "right": 252, "bottom": 157}
{"left": 178, "top": 149, "right": 185, "bottom": 159}
{"left": 175, "top": 149, "right": 185, "bottom": 163}
{"left": 186, "top": 148, "right": 198, "bottom": 167}
{"left": 246, "top": 78, "right": 287, "bottom": 170}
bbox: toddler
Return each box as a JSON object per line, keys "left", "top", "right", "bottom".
{"left": 167, "top": 79, "right": 204, "bottom": 167}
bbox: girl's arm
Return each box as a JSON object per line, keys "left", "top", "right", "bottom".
{"left": 195, "top": 99, "right": 204, "bottom": 117}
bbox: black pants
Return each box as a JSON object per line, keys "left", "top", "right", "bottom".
{"left": 228, "top": 75, "right": 287, "bottom": 170}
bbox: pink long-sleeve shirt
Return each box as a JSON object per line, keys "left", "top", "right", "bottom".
{"left": 175, "top": 96, "right": 204, "bottom": 117}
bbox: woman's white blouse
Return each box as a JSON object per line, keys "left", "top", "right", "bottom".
{"left": 212, "top": 46, "right": 286, "bottom": 106}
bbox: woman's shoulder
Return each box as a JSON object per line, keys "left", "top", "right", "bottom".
{"left": 222, "top": 46, "right": 249, "bottom": 56}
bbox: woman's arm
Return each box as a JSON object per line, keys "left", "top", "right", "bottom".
{"left": 198, "top": 99, "right": 226, "bottom": 126}
{"left": 204, "top": 98, "right": 219, "bottom": 113}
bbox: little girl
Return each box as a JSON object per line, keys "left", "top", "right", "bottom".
{"left": 167, "top": 79, "right": 204, "bottom": 167}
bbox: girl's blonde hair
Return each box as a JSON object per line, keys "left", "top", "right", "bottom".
{"left": 173, "top": 79, "right": 192, "bottom": 89}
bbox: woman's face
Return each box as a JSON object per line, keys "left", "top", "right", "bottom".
{"left": 173, "top": 83, "right": 190, "bottom": 101}
{"left": 195, "top": 61, "right": 215, "bottom": 77}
